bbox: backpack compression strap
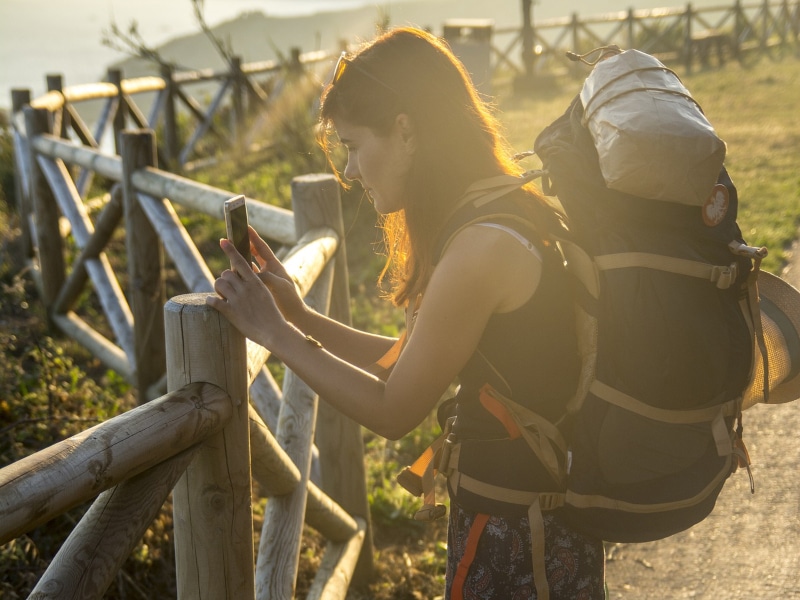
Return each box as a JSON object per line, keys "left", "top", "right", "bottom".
{"left": 436, "top": 386, "right": 565, "bottom": 600}
{"left": 449, "top": 513, "right": 490, "bottom": 600}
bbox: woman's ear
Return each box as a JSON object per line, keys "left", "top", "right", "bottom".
{"left": 395, "top": 113, "right": 416, "bottom": 154}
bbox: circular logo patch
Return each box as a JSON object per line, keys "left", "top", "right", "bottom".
{"left": 702, "top": 183, "right": 730, "bottom": 227}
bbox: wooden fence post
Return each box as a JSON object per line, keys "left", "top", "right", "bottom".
{"left": 761, "top": 0, "right": 770, "bottom": 50}
{"left": 289, "top": 47, "right": 304, "bottom": 75}
{"left": 521, "top": 0, "right": 535, "bottom": 78}
{"left": 733, "top": 0, "right": 744, "bottom": 60}
{"left": 231, "top": 56, "right": 244, "bottom": 147}
{"left": 685, "top": 3, "right": 695, "bottom": 71}
{"left": 108, "top": 68, "right": 127, "bottom": 154}
{"left": 160, "top": 64, "right": 180, "bottom": 171}
{"left": 11, "top": 89, "right": 32, "bottom": 259}
{"left": 165, "top": 293, "right": 255, "bottom": 600}
{"left": 627, "top": 8, "right": 636, "bottom": 49}
{"left": 291, "top": 174, "right": 375, "bottom": 583}
{"left": 46, "top": 74, "right": 70, "bottom": 140}
{"left": 570, "top": 12, "right": 584, "bottom": 78}
{"left": 121, "top": 130, "right": 166, "bottom": 402}
{"left": 23, "top": 106, "right": 65, "bottom": 320}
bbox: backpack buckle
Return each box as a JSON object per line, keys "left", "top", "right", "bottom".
{"left": 438, "top": 432, "right": 459, "bottom": 478}
{"left": 712, "top": 263, "right": 737, "bottom": 289}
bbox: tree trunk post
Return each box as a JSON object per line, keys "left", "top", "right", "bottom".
{"left": 165, "top": 293, "right": 255, "bottom": 600}
{"left": 231, "top": 56, "right": 244, "bottom": 148}
{"left": 685, "top": 3, "right": 695, "bottom": 72}
{"left": 24, "top": 106, "right": 66, "bottom": 321}
{"left": 121, "top": 130, "right": 166, "bottom": 403}
{"left": 108, "top": 68, "right": 127, "bottom": 154}
{"left": 627, "top": 8, "right": 636, "bottom": 49}
{"left": 46, "top": 74, "right": 70, "bottom": 140}
{"left": 11, "top": 89, "right": 33, "bottom": 259}
{"left": 291, "top": 174, "right": 375, "bottom": 584}
{"left": 521, "top": 0, "right": 534, "bottom": 78}
{"left": 160, "top": 63, "right": 180, "bottom": 171}
{"left": 569, "top": 12, "right": 583, "bottom": 78}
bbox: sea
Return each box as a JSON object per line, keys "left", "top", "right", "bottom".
{"left": 0, "top": 0, "right": 724, "bottom": 110}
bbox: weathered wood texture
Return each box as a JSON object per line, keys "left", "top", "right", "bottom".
{"left": 37, "top": 153, "right": 135, "bottom": 361}
{"left": 166, "top": 294, "right": 255, "bottom": 600}
{"left": 24, "top": 107, "right": 65, "bottom": 315}
{"left": 256, "top": 367, "right": 322, "bottom": 599}
{"left": 28, "top": 445, "right": 200, "bottom": 599}
{"left": 0, "top": 381, "right": 230, "bottom": 544}
{"left": 11, "top": 89, "right": 33, "bottom": 257}
{"left": 53, "top": 186, "right": 124, "bottom": 315}
{"left": 255, "top": 178, "right": 341, "bottom": 598}
{"left": 292, "top": 174, "right": 375, "bottom": 582}
{"left": 121, "top": 130, "right": 166, "bottom": 399}
{"left": 249, "top": 405, "right": 358, "bottom": 543}
{"left": 136, "top": 191, "right": 215, "bottom": 292}
{"left": 28, "top": 133, "right": 296, "bottom": 245}
{"left": 131, "top": 167, "right": 296, "bottom": 245}
{"left": 307, "top": 518, "right": 368, "bottom": 600}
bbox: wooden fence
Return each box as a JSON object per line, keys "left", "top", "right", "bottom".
{"left": 10, "top": 0, "right": 799, "bottom": 196}
{"left": 0, "top": 107, "right": 374, "bottom": 597}
{"left": 13, "top": 46, "right": 334, "bottom": 179}
{"left": 4, "top": 0, "right": 799, "bottom": 595}
{"left": 484, "top": 0, "right": 800, "bottom": 81}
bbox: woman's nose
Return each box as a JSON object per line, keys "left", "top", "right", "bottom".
{"left": 343, "top": 158, "right": 359, "bottom": 182}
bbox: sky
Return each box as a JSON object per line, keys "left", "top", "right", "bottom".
{"left": 0, "top": 0, "right": 726, "bottom": 109}
{"left": 0, "top": 0, "right": 422, "bottom": 107}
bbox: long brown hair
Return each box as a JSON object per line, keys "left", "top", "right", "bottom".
{"left": 318, "top": 27, "right": 540, "bottom": 306}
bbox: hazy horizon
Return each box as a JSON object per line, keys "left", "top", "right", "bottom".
{"left": 1, "top": 0, "right": 731, "bottom": 110}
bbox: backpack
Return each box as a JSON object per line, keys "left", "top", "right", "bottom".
{"left": 532, "top": 97, "right": 759, "bottom": 544}
{"left": 396, "top": 47, "right": 800, "bottom": 599}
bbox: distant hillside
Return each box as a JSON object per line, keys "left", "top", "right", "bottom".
{"left": 111, "top": 0, "right": 728, "bottom": 79}
{"left": 111, "top": 0, "right": 526, "bottom": 78}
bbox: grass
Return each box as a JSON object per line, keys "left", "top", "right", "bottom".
{"left": 1, "top": 52, "right": 799, "bottom": 599}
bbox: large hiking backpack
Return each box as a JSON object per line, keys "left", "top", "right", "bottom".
{"left": 534, "top": 98, "right": 759, "bottom": 543}
{"left": 397, "top": 46, "right": 800, "bottom": 599}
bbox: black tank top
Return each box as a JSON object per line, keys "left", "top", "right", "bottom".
{"left": 439, "top": 200, "right": 581, "bottom": 516}
{"left": 452, "top": 221, "right": 580, "bottom": 439}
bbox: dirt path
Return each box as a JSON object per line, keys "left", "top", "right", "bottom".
{"left": 605, "top": 253, "right": 800, "bottom": 599}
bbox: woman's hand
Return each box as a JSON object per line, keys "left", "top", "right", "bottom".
{"left": 247, "top": 226, "right": 310, "bottom": 326}
{"left": 206, "top": 236, "right": 291, "bottom": 349}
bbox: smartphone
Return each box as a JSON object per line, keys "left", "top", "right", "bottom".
{"left": 224, "top": 195, "right": 252, "bottom": 268}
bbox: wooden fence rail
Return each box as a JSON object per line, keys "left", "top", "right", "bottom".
{"left": 3, "top": 105, "right": 373, "bottom": 596}
{"left": 7, "top": 2, "right": 796, "bottom": 595}
{"left": 11, "top": 0, "right": 798, "bottom": 195}
{"left": 486, "top": 0, "right": 799, "bottom": 83}
{"left": 16, "top": 47, "right": 333, "bottom": 184}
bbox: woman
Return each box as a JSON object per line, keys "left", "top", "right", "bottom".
{"left": 207, "top": 27, "right": 604, "bottom": 599}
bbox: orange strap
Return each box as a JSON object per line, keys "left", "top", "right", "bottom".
{"left": 450, "top": 513, "right": 490, "bottom": 600}
{"left": 479, "top": 384, "right": 521, "bottom": 439}
{"left": 367, "top": 331, "right": 407, "bottom": 377}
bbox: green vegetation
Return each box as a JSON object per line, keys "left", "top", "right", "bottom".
{"left": 0, "top": 53, "right": 799, "bottom": 598}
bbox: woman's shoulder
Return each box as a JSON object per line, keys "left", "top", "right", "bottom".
{"left": 438, "top": 217, "right": 543, "bottom": 314}
{"left": 437, "top": 188, "right": 550, "bottom": 258}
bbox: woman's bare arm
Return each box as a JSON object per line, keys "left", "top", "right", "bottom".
{"left": 208, "top": 224, "right": 540, "bottom": 439}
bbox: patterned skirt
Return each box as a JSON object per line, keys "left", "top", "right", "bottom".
{"left": 445, "top": 502, "right": 605, "bottom": 599}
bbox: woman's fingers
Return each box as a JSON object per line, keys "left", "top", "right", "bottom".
{"left": 220, "top": 238, "right": 255, "bottom": 276}
{"left": 249, "top": 226, "right": 275, "bottom": 269}
{"left": 248, "top": 226, "right": 291, "bottom": 278}
{"left": 249, "top": 225, "right": 272, "bottom": 255}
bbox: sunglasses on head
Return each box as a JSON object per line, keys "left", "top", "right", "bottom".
{"left": 331, "top": 51, "right": 400, "bottom": 96}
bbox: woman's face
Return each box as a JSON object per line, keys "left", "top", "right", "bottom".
{"left": 334, "top": 115, "right": 414, "bottom": 215}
